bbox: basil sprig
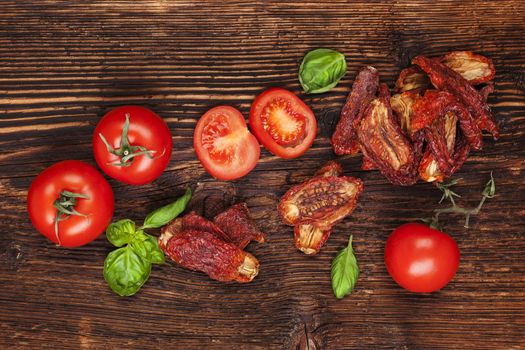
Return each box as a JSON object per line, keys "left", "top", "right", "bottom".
{"left": 299, "top": 48, "right": 347, "bottom": 94}
{"left": 331, "top": 235, "right": 359, "bottom": 299}
{"left": 103, "top": 188, "right": 191, "bottom": 296}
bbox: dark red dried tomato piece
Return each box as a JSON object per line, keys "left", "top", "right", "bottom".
{"left": 279, "top": 175, "right": 363, "bottom": 230}
{"left": 419, "top": 131, "right": 470, "bottom": 182}
{"left": 159, "top": 229, "right": 259, "bottom": 283}
{"left": 213, "top": 203, "right": 265, "bottom": 249}
{"left": 179, "top": 212, "right": 230, "bottom": 241}
{"left": 479, "top": 82, "right": 494, "bottom": 102}
{"left": 279, "top": 167, "right": 363, "bottom": 254}
{"left": 412, "top": 55, "right": 498, "bottom": 139}
{"left": 314, "top": 160, "right": 343, "bottom": 178}
{"left": 411, "top": 90, "right": 482, "bottom": 151}
{"left": 440, "top": 51, "right": 495, "bottom": 86}
{"left": 395, "top": 66, "right": 431, "bottom": 93}
{"left": 357, "top": 92, "right": 419, "bottom": 185}
{"left": 331, "top": 66, "right": 379, "bottom": 155}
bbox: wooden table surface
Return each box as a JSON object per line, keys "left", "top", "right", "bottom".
{"left": 1, "top": 1, "right": 524, "bottom": 349}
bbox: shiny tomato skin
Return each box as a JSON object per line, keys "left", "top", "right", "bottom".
{"left": 384, "top": 223, "right": 460, "bottom": 293}
{"left": 93, "top": 106, "right": 172, "bottom": 185}
{"left": 27, "top": 160, "right": 114, "bottom": 248}
{"left": 249, "top": 88, "right": 317, "bottom": 159}
{"left": 194, "top": 106, "right": 260, "bottom": 180}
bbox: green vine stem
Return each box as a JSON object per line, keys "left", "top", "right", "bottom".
{"left": 99, "top": 113, "right": 156, "bottom": 167}
{"left": 429, "top": 172, "right": 496, "bottom": 229}
{"left": 53, "top": 190, "right": 90, "bottom": 245}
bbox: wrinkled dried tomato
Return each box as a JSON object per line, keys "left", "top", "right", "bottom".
{"left": 213, "top": 203, "right": 265, "bottom": 249}
{"left": 279, "top": 164, "right": 363, "bottom": 254}
{"left": 314, "top": 160, "right": 343, "bottom": 177}
{"left": 412, "top": 55, "right": 498, "bottom": 139}
{"left": 159, "top": 228, "right": 259, "bottom": 283}
{"left": 395, "top": 66, "right": 431, "bottom": 93}
{"left": 441, "top": 51, "right": 495, "bottom": 86}
{"left": 332, "top": 66, "right": 379, "bottom": 155}
{"left": 390, "top": 90, "right": 421, "bottom": 135}
{"left": 357, "top": 88, "right": 419, "bottom": 185}
{"left": 411, "top": 90, "right": 482, "bottom": 151}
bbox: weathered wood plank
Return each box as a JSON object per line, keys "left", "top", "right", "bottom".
{"left": 1, "top": 1, "right": 524, "bottom": 349}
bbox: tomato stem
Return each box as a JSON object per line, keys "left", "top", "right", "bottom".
{"left": 99, "top": 113, "right": 156, "bottom": 167}
{"left": 53, "top": 190, "right": 90, "bottom": 245}
{"left": 429, "top": 172, "right": 495, "bottom": 229}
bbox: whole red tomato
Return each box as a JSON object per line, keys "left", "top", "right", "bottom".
{"left": 249, "top": 88, "right": 317, "bottom": 159}
{"left": 384, "top": 223, "right": 460, "bottom": 293}
{"left": 93, "top": 106, "right": 172, "bottom": 185}
{"left": 27, "top": 160, "right": 114, "bottom": 248}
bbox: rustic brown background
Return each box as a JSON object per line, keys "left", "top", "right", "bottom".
{"left": 1, "top": 1, "right": 524, "bottom": 349}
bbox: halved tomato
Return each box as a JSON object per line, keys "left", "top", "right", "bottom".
{"left": 194, "top": 106, "right": 260, "bottom": 180}
{"left": 249, "top": 88, "right": 317, "bottom": 159}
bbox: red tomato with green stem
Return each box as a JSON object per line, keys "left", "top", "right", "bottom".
{"left": 249, "top": 88, "right": 317, "bottom": 159}
{"left": 93, "top": 106, "right": 172, "bottom": 185}
{"left": 384, "top": 223, "right": 460, "bottom": 293}
{"left": 27, "top": 160, "right": 114, "bottom": 248}
{"left": 194, "top": 106, "right": 260, "bottom": 180}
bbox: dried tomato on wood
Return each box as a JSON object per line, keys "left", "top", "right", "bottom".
{"left": 390, "top": 91, "right": 421, "bottom": 135}
{"left": 159, "top": 228, "right": 259, "bottom": 283}
{"left": 395, "top": 66, "right": 431, "bottom": 93}
{"left": 213, "top": 203, "right": 265, "bottom": 249}
{"left": 411, "top": 90, "right": 482, "bottom": 152}
{"left": 331, "top": 66, "right": 379, "bottom": 155}
{"left": 357, "top": 85, "right": 420, "bottom": 185}
{"left": 278, "top": 163, "right": 363, "bottom": 254}
{"left": 412, "top": 55, "right": 498, "bottom": 139}
{"left": 440, "top": 51, "right": 495, "bottom": 86}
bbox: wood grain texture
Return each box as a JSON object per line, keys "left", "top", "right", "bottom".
{"left": 1, "top": 1, "right": 524, "bottom": 349}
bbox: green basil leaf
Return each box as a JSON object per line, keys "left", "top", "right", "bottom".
{"left": 142, "top": 187, "right": 192, "bottom": 229}
{"left": 130, "top": 230, "right": 165, "bottom": 264}
{"left": 331, "top": 235, "right": 359, "bottom": 299}
{"left": 299, "top": 48, "right": 347, "bottom": 94}
{"left": 103, "top": 246, "right": 152, "bottom": 297}
{"left": 106, "top": 219, "right": 136, "bottom": 247}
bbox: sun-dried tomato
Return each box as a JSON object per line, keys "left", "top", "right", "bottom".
{"left": 411, "top": 90, "right": 482, "bottom": 152}
{"left": 357, "top": 87, "right": 419, "bottom": 185}
{"left": 178, "top": 212, "right": 230, "bottom": 241}
{"left": 395, "top": 66, "right": 431, "bottom": 93}
{"left": 159, "top": 228, "right": 259, "bottom": 283}
{"left": 390, "top": 90, "right": 421, "bottom": 135}
{"left": 279, "top": 164, "right": 363, "bottom": 254}
{"left": 419, "top": 131, "right": 470, "bottom": 183}
{"left": 331, "top": 66, "right": 379, "bottom": 155}
{"left": 441, "top": 51, "right": 495, "bottom": 86}
{"left": 293, "top": 224, "right": 331, "bottom": 255}
{"left": 479, "top": 82, "right": 494, "bottom": 102}
{"left": 314, "top": 160, "right": 343, "bottom": 177}
{"left": 279, "top": 175, "right": 363, "bottom": 230}
{"left": 412, "top": 55, "right": 498, "bottom": 139}
{"left": 213, "top": 203, "right": 265, "bottom": 249}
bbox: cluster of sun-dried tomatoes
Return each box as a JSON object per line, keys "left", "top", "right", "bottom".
{"left": 331, "top": 51, "right": 497, "bottom": 185}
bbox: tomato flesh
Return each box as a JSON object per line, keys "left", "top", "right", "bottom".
{"left": 250, "top": 88, "right": 317, "bottom": 159}
{"left": 260, "top": 97, "right": 306, "bottom": 146}
{"left": 27, "top": 160, "right": 114, "bottom": 248}
{"left": 194, "top": 106, "right": 260, "bottom": 180}
{"left": 384, "top": 223, "right": 460, "bottom": 293}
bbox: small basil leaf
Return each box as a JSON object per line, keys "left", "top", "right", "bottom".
{"left": 331, "top": 235, "right": 359, "bottom": 299}
{"left": 299, "top": 48, "right": 347, "bottom": 94}
{"left": 106, "top": 219, "right": 136, "bottom": 247}
{"left": 142, "top": 187, "right": 192, "bottom": 229}
{"left": 144, "top": 233, "right": 165, "bottom": 264}
{"left": 103, "top": 246, "right": 152, "bottom": 297}
{"left": 130, "top": 234, "right": 152, "bottom": 262}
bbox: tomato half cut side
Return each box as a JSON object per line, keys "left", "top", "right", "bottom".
{"left": 194, "top": 106, "right": 260, "bottom": 180}
{"left": 249, "top": 88, "right": 317, "bottom": 159}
